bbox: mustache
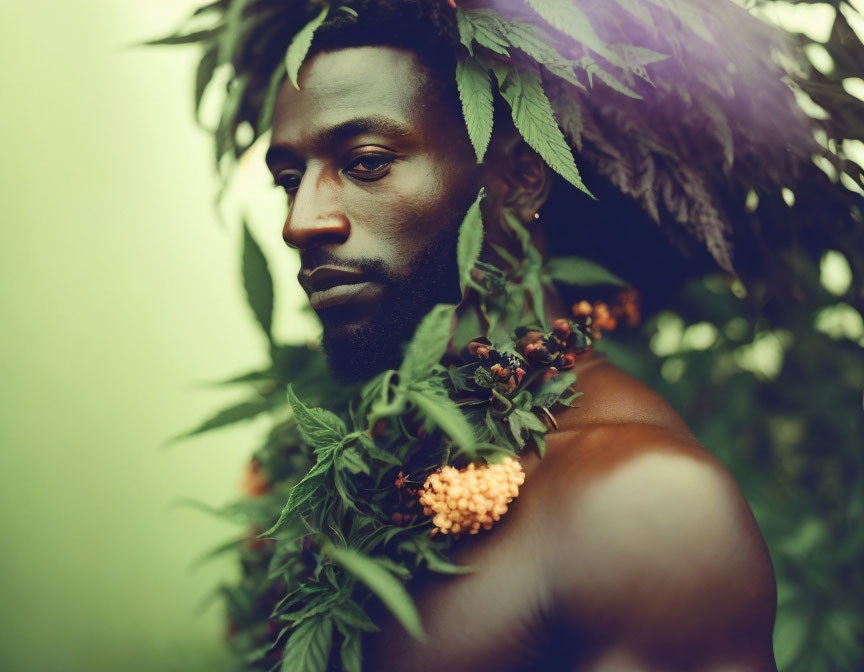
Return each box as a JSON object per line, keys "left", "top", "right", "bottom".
{"left": 297, "top": 250, "right": 394, "bottom": 289}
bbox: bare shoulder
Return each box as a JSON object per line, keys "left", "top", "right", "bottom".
{"left": 526, "top": 358, "right": 777, "bottom": 670}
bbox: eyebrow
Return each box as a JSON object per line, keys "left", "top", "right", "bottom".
{"left": 265, "top": 115, "right": 413, "bottom": 166}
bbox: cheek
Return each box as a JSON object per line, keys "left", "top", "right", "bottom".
{"left": 347, "top": 158, "right": 469, "bottom": 274}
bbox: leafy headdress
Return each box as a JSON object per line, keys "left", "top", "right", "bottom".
{"left": 153, "top": 2, "right": 864, "bottom": 670}
{"left": 153, "top": 0, "right": 864, "bottom": 298}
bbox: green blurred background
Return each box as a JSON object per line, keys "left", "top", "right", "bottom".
{"left": 0, "top": 2, "right": 314, "bottom": 670}
{"left": 1, "top": 2, "right": 861, "bottom": 671}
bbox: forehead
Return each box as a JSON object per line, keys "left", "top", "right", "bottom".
{"left": 271, "top": 46, "right": 436, "bottom": 148}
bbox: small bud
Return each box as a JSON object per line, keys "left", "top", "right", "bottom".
{"left": 552, "top": 318, "right": 571, "bottom": 338}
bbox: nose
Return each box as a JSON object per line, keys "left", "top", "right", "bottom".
{"left": 282, "top": 166, "right": 350, "bottom": 250}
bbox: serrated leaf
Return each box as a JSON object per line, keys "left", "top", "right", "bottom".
{"left": 398, "top": 304, "right": 456, "bottom": 384}
{"left": 525, "top": 0, "right": 621, "bottom": 67}
{"left": 498, "top": 67, "right": 592, "bottom": 197}
{"left": 287, "top": 385, "right": 346, "bottom": 447}
{"left": 286, "top": 5, "right": 329, "bottom": 89}
{"left": 325, "top": 546, "right": 426, "bottom": 641}
{"left": 456, "top": 189, "right": 485, "bottom": 292}
{"left": 544, "top": 256, "right": 628, "bottom": 287}
{"left": 457, "top": 60, "right": 494, "bottom": 163}
{"left": 578, "top": 57, "right": 642, "bottom": 99}
{"left": 263, "top": 454, "right": 332, "bottom": 535}
{"left": 503, "top": 22, "right": 585, "bottom": 91}
{"left": 337, "top": 446, "right": 371, "bottom": 475}
{"left": 533, "top": 372, "right": 578, "bottom": 408}
{"left": 242, "top": 219, "right": 274, "bottom": 338}
{"left": 455, "top": 10, "right": 476, "bottom": 56}
{"left": 171, "top": 396, "right": 270, "bottom": 441}
{"left": 280, "top": 615, "right": 333, "bottom": 672}
{"left": 457, "top": 9, "right": 511, "bottom": 57}
{"left": 404, "top": 388, "right": 476, "bottom": 454}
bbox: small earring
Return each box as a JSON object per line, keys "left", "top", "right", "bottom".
{"left": 533, "top": 212, "right": 540, "bottom": 220}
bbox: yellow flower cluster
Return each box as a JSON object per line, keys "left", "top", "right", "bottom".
{"left": 418, "top": 457, "right": 526, "bottom": 537}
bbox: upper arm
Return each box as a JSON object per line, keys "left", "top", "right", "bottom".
{"left": 544, "top": 434, "right": 777, "bottom": 671}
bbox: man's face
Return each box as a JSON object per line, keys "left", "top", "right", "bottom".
{"left": 267, "top": 46, "right": 481, "bottom": 381}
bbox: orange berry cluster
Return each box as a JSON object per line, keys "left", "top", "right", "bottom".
{"left": 243, "top": 458, "right": 270, "bottom": 497}
{"left": 571, "top": 289, "right": 640, "bottom": 340}
{"left": 418, "top": 457, "right": 526, "bottom": 537}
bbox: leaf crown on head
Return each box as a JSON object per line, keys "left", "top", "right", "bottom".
{"left": 150, "top": 0, "right": 864, "bottom": 285}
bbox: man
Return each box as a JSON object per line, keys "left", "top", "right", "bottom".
{"left": 155, "top": 0, "right": 864, "bottom": 669}
{"left": 264, "top": 29, "right": 777, "bottom": 672}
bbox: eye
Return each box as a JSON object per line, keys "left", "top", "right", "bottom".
{"left": 344, "top": 154, "right": 393, "bottom": 181}
{"left": 274, "top": 169, "right": 302, "bottom": 193}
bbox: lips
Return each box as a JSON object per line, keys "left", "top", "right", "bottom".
{"left": 300, "top": 265, "right": 377, "bottom": 311}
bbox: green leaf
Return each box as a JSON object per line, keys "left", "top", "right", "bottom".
{"left": 456, "top": 9, "right": 511, "bottom": 57}
{"left": 525, "top": 0, "right": 622, "bottom": 67}
{"left": 404, "top": 388, "right": 476, "bottom": 454}
{"left": 258, "top": 61, "right": 288, "bottom": 133}
{"left": 455, "top": 10, "right": 476, "bottom": 56}
{"left": 142, "top": 29, "right": 219, "bottom": 47}
{"left": 507, "top": 410, "right": 526, "bottom": 449}
{"left": 285, "top": 5, "right": 330, "bottom": 89}
{"left": 403, "top": 537, "right": 477, "bottom": 575}
{"left": 503, "top": 211, "right": 546, "bottom": 328}
{"left": 332, "top": 600, "right": 381, "bottom": 633}
{"left": 533, "top": 372, "right": 578, "bottom": 408}
{"left": 456, "top": 189, "right": 486, "bottom": 292}
{"left": 339, "top": 627, "right": 362, "bottom": 672}
{"left": 358, "top": 434, "right": 403, "bottom": 467}
{"left": 280, "top": 615, "right": 333, "bottom": 672}
{"left": 215, "top": 72, "right": 249, "bottom": 163}
{"left": 544, "top": 256, "right": 628, "bottom": 287}
{"left": 242, "top": 219, "right": 275, "bottom": 338}
{"left": 263, "top": 454, "right": 332, "bottom": 535}
{"left": 287, "top": 386, "right": 346, "bottom": 448}
{"left": 171, "top": 396, "right": 270, "bottom": 441}
{"left": 497, "top": 67, "right": 592, "bottom": 197}
{"left": 578, "top": 57, "right": 642, "bottom": 99}
{"left": 512, "top": 408, "right": 548, "bottom": 434}
{"left": 337, "top": 446, "right": 371, "bottom": 475}
{"left": 503, "top": 23, "right": 586, "bottom": 91}
{"left": 218, "top": 0, "right": 250, "bottom": 66}
{"left": 194, "top": 46, "right": 218, "bottom": 124}
{"left": 456, "top": 60, "right": 495, "bottom": 163}
{"left": 325, "top": 546, "right": 426, "bottom": 641}
{"left": 398, "top": 304, "right": 456, "bottom": 384}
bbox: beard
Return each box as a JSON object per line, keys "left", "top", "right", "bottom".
{"left": 318, "top": 227, "right": 462, "bottom": 382}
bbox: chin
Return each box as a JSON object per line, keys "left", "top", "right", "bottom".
{"left": 321, "top": 319, "right": 404, "bottom": 383}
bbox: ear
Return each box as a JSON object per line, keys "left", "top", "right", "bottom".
{"left": 482, "top": 128, "right": 551, "bottom": 225}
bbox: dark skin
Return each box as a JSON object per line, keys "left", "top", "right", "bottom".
{"left": 268, "top": 46, "right": 778, "bottom": 672}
